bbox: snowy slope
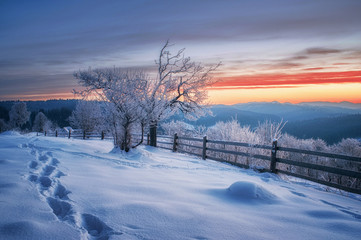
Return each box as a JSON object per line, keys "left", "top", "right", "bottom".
{"left": 1, "top": 132, "right": 361, "bottom": 240}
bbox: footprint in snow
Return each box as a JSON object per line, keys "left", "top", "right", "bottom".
{"left": 38, "top": 155, "right": 49, "bottom": 163}
{"left": 54, "top": 183, "right": 71, "bottom": 200}
{"left": 82, "top": 213, "right": 122, "bottom": 240}
{"left": 29, "top": 161, "right": 38, "bottom": 169}
{"left": 42, "top": 165, "right": 56, "bottom": 176}
{"left": 38, "top": 176, "right": 52, "bottom": 189}
{"left": 47, "top": 197, "right": 75, "bottom": 223}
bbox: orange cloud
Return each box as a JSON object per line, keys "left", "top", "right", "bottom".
{"left": 212, "top": 70, "right": 361, "bottom": 89}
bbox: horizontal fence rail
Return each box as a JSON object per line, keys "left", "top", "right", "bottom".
{"left": 40, "top": 129, "right": 108, "bottom": 140}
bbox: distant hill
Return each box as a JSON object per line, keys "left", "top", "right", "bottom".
{"left": 232, "top": 101, "right": 361, "bottom": 121}
{"left": 283, "top": 114, "right": 361, "bottom": 144}
{"left": 298, "top": 101, "right": 361, "bottom": 110}
{"left": 167, "top": 105, "right": 280, "bottom": 128}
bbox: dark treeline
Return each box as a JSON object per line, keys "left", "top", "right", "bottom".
{"left": 0, "top": 100, "right": 77, "bottom": 129}
{"left": 0, "top": 99, "right": 78, "bottom": 112}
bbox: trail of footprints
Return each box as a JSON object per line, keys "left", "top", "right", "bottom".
{"left": 25, "top": 145, "right": 121, "bottom": 240}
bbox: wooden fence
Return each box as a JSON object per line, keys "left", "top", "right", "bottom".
{"left": 41, "top": 130, "right": 361, "bottom": 194}
{"left": 41, "top": 129, "right": 144, "bottom": 142}
{"left": 41, "top": 129, "right": 112, "bottom": 140}
{"left": 156, "top": 134, "right": 361, "bottom": 194}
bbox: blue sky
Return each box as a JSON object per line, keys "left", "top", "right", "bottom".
{"left": 1, "top": 0, "right": 360, "bottom": 103}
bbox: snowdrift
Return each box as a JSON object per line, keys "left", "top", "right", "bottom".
{"left": 0, "top": 133, "right": 361, "bottom": 240}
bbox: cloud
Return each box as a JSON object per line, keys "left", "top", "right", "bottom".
{"left": 305, "top": 48, "right": 342, "bottom": 55}
{"left": 262, "top": 62, "right": 302, "bottom": 70}
{"left": 0, "top": 73, "right": 77, "bottom": 98}
{"left": 302, "top": 67, "right": 326, "bottom": 71}
{"left": 212, "top": 71, "right": 361, "bottom": 90}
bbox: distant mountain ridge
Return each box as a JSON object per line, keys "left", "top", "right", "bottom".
{"left": 231, "top": 101, "right": 361, "bottom": 121}
{"left": 169, "top": 105, "right": 280, "bottom": 128}
{"left": 284, "top": 114, "right": 361, "bottom": 144}
{"left": 298, "top": 101, "right": 361, "bottom": 109}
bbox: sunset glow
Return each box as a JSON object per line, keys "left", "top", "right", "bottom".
{"left": 208, "top": 83, "right": 361, "bottom": 105}
{"left": 1, "top": 0, "right": 360, "bottom": 104}
{"left": 208, "top": 70, "right": 361, "bottom": 104}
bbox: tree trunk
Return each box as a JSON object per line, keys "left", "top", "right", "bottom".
{"left": 149, "top": 121, "right": 157, "bottom": 147}
{"left": 132, "top": 122, "right": 144, "bottom": 148}
{"left": 123, "top": 128, "right": 130, "bottom": 152}
{"left": 122, "top": 123, "right": 131, "bottom": 152}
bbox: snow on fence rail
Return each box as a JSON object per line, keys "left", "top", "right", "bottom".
{"left": 40, "top": 130, "right": 361, "bottom": 194}
{"left": 156, "top": 133, "right": 361, "bottom": 195}
{"left": 40, "top": 129, "right": 111, "bottom": 140}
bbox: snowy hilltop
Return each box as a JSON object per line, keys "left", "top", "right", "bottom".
{"left": 1, "top": 132, "right": 361, "bottom": 240}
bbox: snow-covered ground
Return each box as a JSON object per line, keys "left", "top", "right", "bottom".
{"left": 1, "top": 132, "right": 361, "bottom": 240}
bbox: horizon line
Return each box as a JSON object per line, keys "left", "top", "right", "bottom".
{"left": 1, "top": 98, "right": 361, "bottom": 105}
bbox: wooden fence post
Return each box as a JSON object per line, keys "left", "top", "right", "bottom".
{"left": 147, "top": 133, "right": 150, "bottom": 145}
{"left": 68, "top": 129, "right": 71, "bottom": 139}
{"left": 150, "top": 125, "right": 157, "bottom": 147}
{"left": 83, "top": 130, "right": 86, "bottom": 140}
{"left": 172, "top": 133, "right": 178, "bottom": 152}
{"left": 202, "top": 136, "right": 207, "bottom": 160}
{"left": 101, "top": 131, "right": 105, "bottom": 140}
{"left": 270, "top": 140, "right": 278, "bottom": 173}
{"left": 55, "top": 130, "right": 58, "bottom": 137}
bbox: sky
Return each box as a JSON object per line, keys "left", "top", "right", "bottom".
{"left": 0, "top": 0, "right": 361, "bottom": 104}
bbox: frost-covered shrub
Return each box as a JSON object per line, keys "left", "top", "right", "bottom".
{"left": 277, "top": 134, "right": 361, "bottom": 190}
{"left": 205, "top": 120, "right": 267, "bottom": 168}
{"left": 331, "top": 138, "right": 361, "bottom": 189}
{"left": 332, "top": 138, "right": 361, "bottom": 157}
{"left": 206, "top": 120, "right": 258, "bottom": 143}
{"left": 159, "top": 120, "right": 204, "bottom": 154}
{"left": 9, "top": 102, "right": 30, "bottom": 129}
{"left": 68, "top": 101, "right": 103, "bottom": 133}
{"left": 161, "top": 120, "right": 195, "bottom": 137}
{"left": 255, "top": 120, "right": 287, "bottom": 145}
{"left": 33, "top": 112, "right": 52, "bottom": 132}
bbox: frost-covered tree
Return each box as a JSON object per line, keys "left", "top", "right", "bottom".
{"left": 74, "top": 42, "right": 218, "bottom": 151}
{"left": 32, "top": 112, "right": 52, "bottom": 132}
{"left": 9, "top": 102, "right": 30, "bottom": 129}
{"left": 144, "top": 41, "right": 220, "bottom": 146}
{"left": 68, "top": 101, "right": 103, "bottom": 133}
{"left": 74, "top": 69, "right": 147, "bottom": 151}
